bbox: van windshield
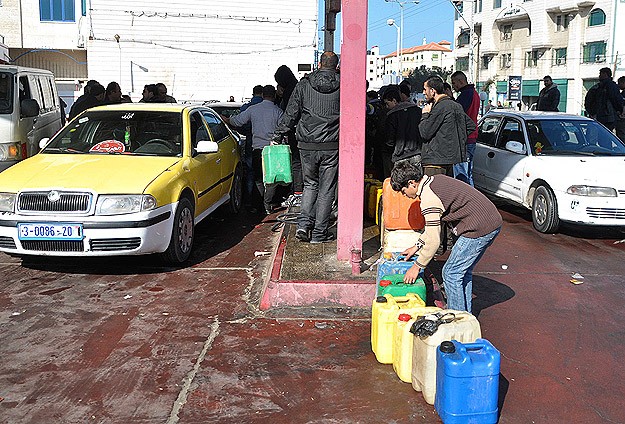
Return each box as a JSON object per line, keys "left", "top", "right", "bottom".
{"left": 0, "top": 72, "right": 13, "bottom": 115}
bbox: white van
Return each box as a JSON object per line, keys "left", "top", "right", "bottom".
{"left": 0, "top": 65, "right": 63, "bottom": 171}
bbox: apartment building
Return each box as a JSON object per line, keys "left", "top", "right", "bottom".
{"left": 0, "top": 1, "right": 318, "bottom": 105}
{"left": 383, "top": 39, "right": 454, "bottom": 82}
{"left": 452, "top": 0, "right": 625, "bottom": 114}
{"left": 367, "top": 46, "right": 386, "bottom": 89}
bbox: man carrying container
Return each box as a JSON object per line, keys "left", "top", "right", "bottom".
{"left": 390, "top": 160, "right": 502, "bottom": 313}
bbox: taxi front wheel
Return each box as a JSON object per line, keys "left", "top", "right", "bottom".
{"left": 162, "top": 197, "right": 195, "bottom": 264}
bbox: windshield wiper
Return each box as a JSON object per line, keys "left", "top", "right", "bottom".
{"left": 44, "top": 147, "right": 86, "bottom": 154}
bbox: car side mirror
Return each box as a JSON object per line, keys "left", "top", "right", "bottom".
{"left": 195, "top": 140, "right": 219, "bottom": 154}
{"left": 21, "top": 98, "right": 40, "bottom": 118}
{"left": 505, "top": 140, "right": 527, "bottom": 155}
{"left": 39, "top": 138, "right": 50, "bottom": 149}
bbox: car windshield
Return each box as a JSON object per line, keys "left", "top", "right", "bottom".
{"left": 0, "top": 72, "right": 13, "bottom": 115}
{"left": 526, "top": 119, "right": 625, "bottom": 156}
{"left": 43, "top": 110, "right": 183, "bottom": 156}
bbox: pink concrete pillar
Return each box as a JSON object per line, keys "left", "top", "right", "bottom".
{"left": 337, "top": 0, "right": 367, "bottom": 262}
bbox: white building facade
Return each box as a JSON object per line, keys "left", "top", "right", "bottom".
{"left": 452, "top": 0, "right": 625, "bottom": 114}
{"left": 367, "top": 45, "right": 386, "bottom": 89}
{"left": 0, "top": 0, "right": 318, "bottom": 105}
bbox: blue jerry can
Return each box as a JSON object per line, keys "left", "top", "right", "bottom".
{"left": 435, "top": 338, "right": 500, "bottom": 424}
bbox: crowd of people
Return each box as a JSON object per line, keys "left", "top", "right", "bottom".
{"left": 67, "top": 80, "right": 176, "bottom": 121}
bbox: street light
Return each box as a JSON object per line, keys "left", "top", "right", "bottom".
{"left": 130, "top": 61, "right": 149, "bottom": 94}
{"left": 387, "top": 19, "right": 400, "bottom": 83}
{"left": 385, "top": 0, "right": 419, "bottom": 79}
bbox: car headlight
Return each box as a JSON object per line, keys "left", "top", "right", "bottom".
{"left": 566, "top": 185, "right": 617, "bottom": 197}
{"left": 0, "top": 143, "right": 22, "bottom": 161}
{"left": 95, "top": 195, "right": 157, "bottom": 215}
{"left": 0, "top": 192, "right": 16, "bottom": 212}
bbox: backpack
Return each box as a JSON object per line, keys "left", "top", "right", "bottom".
{"left": 584, "top": 83, "right": 602, "bottom": 116}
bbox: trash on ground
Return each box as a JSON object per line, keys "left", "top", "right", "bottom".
{"left": 254, "top": 251, "right": 271, "bottom": 257}
{"left": 614, "top": 239, "right": 625, "bottom": 244}
{"left": 570, "top": 279, "right": 584, "bottom": 285}
{"left": 314, "top": 322, "right": 328, "bottom": 329}
{"left": 571, "top": 272, "right": 584, "bottom": 279}
{"left": 123, "top": 294, "right": 132, "bottom": 299}
{"left": 501, "top": 264, "right": 508, "bottom": 270}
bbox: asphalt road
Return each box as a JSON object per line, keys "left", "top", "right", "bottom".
{"left": 1, "top": 204, "right": 624, "bottom": 423}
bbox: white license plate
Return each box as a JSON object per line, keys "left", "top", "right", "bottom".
{"left": 18, "top": 223, "right": 84, "bottom": 241}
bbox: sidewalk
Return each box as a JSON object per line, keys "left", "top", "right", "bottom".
{"left": 189, "top": 205, "right": 625, "bottom": 423}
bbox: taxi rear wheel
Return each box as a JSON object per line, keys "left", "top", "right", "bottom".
{"left": 226, "top": 165, "right": 243, "bottom": 214}
{"left": 162, "top": 197, "right": 195, "bottom": 264}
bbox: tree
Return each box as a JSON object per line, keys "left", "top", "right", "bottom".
{"left": 405, "top": 65, "right": 454, "bottom": 93}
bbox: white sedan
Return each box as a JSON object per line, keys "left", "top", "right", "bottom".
{"left": 473, "top": 111, "right": 625, "bottom": 233}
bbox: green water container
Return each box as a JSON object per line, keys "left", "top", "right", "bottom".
{"left": 378, "top": 274, "right": 426, "bottom": 303}
{"left": 262, "top": 145, "right": 292, "bottom": 184}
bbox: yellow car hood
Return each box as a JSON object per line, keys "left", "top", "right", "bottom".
{"left": 0, "top": 154, "right": 181, "bottom": 193}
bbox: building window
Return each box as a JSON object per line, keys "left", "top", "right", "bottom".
{"left": 583, "top": 41, "right": 607, "bottom": 63}
{"left": 500, "top": 53, "right": 512, "bottom": 68}
{"left": 481, "top": 55, "right": 492, "bottom": 69}
{"left": 40, "top": 0, "right": 75, "bottom": 22}
{"left": 81, "top": 0, "right": 86, "bottom": 16}
{"left": 457, "top": 30, "right": 470, "bottom": 47}
{"left": 432, "top": 53, "right": 439, "bottom": 60}
{"left": 555, "top": 15, "right": 570, "bottom": 31}
{"left": 525, "top": 50, "right": 539, "bottom": 67}
{"left": 473, "top": 0, "right": 482, "bottom": 13}
{"left": 553, "top": 48, "right": 567, "bottom": 65}
{"left": 453, "top": 1, "right": 463, "bottom": 20}
{"left": 501, "top": 24, "right": 512, "bottom": 41}
{"left": 493, "top": 0, "right": 502, "bottom": 9}
{"left": 456, "top": 57, "right": 469, "bottom": 71}
{"left": 588, "top": 9, "right": 606, "bottom": 26}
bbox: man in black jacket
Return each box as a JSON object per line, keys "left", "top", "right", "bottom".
{"left": 536, "top": 75, "right": 560, "bottom": 112}
{"left": 272, "top": 51, "right": 340, "bottom": 243}
{"left": 418, "top": 76, "right": 476, "bottom": 176}
{"left": 382, "top": 87, "right": 422, "bottom": 175}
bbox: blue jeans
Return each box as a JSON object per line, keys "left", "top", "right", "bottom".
{"left": 442, "top": 226, "right": 500, "bottom": 313}
{"left": 453, "top": 142, "right": 476, "bottom": 186}
{"left": 298, "top": 149, "right": 339, "bottom": 241}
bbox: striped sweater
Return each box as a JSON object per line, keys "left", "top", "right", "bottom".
{"left": 413, "top": 175, "right": 503, "bottom": 269}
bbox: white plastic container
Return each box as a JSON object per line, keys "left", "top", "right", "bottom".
{"left": 382, "top": 229, "right": 421, "bottom": 254}
{"left": 411, "top": 310, "right": 482, "bottom": 404}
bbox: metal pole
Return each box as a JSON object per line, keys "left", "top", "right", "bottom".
{"left": 399, "top": 3, "right": 403, "bottom": 79}
{"left": 396, "top": 25, "right": 401, "bottom": 81}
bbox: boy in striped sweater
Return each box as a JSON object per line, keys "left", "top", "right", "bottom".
{"left": 390, "top": 160, "right": 502, "bottom": 313}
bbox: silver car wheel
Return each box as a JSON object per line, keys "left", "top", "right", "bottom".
{"left": 178, "top": 206, "right": 194, "bottom": 253}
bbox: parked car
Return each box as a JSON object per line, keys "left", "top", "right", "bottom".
{"left": 0, "top": 103, "right": 243, "bottom": 263}
{"left": 207, "top": 101, "right": 246, "bottom": 149}
{"left": 473, "top": 111, "right": 625, "bottom": 233}
{"left": 0, "top": 65, "right": 63, "bottom": 172}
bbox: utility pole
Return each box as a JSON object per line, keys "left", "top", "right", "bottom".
{"left": 385, "top": 0, "right": 420, "bottom": 79}
{"left": 450, "top": 0, "right": 477, "bottom": 83}
{"left": 324, "top": 0, "right": 341, "bottom": 52}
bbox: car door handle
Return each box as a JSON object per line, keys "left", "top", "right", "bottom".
{"left": 216, "top": 158, "right": 221, "bottom": 164}
{"left": 487, "top": 152, "right": 495, "bottom": 158}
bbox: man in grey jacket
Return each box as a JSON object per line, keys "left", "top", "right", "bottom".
{"left": 419, "top": 76, "right": 476, "bottom": 176}
{"left": 272, "top": 51, "right": 340, "bottom": 243}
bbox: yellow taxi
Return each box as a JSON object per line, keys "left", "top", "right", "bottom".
{"left": 0, "top": 103, "right": 243, "bottom": 264}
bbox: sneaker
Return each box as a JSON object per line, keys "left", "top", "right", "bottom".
{"left": 310, "top": 235, "right": 335, "bottom": 244}
{"left": 281, "top": 193, "right": 303, "bottom": 208}
{"left": 295, "top": 228, "right": 311, "bottom": 242}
